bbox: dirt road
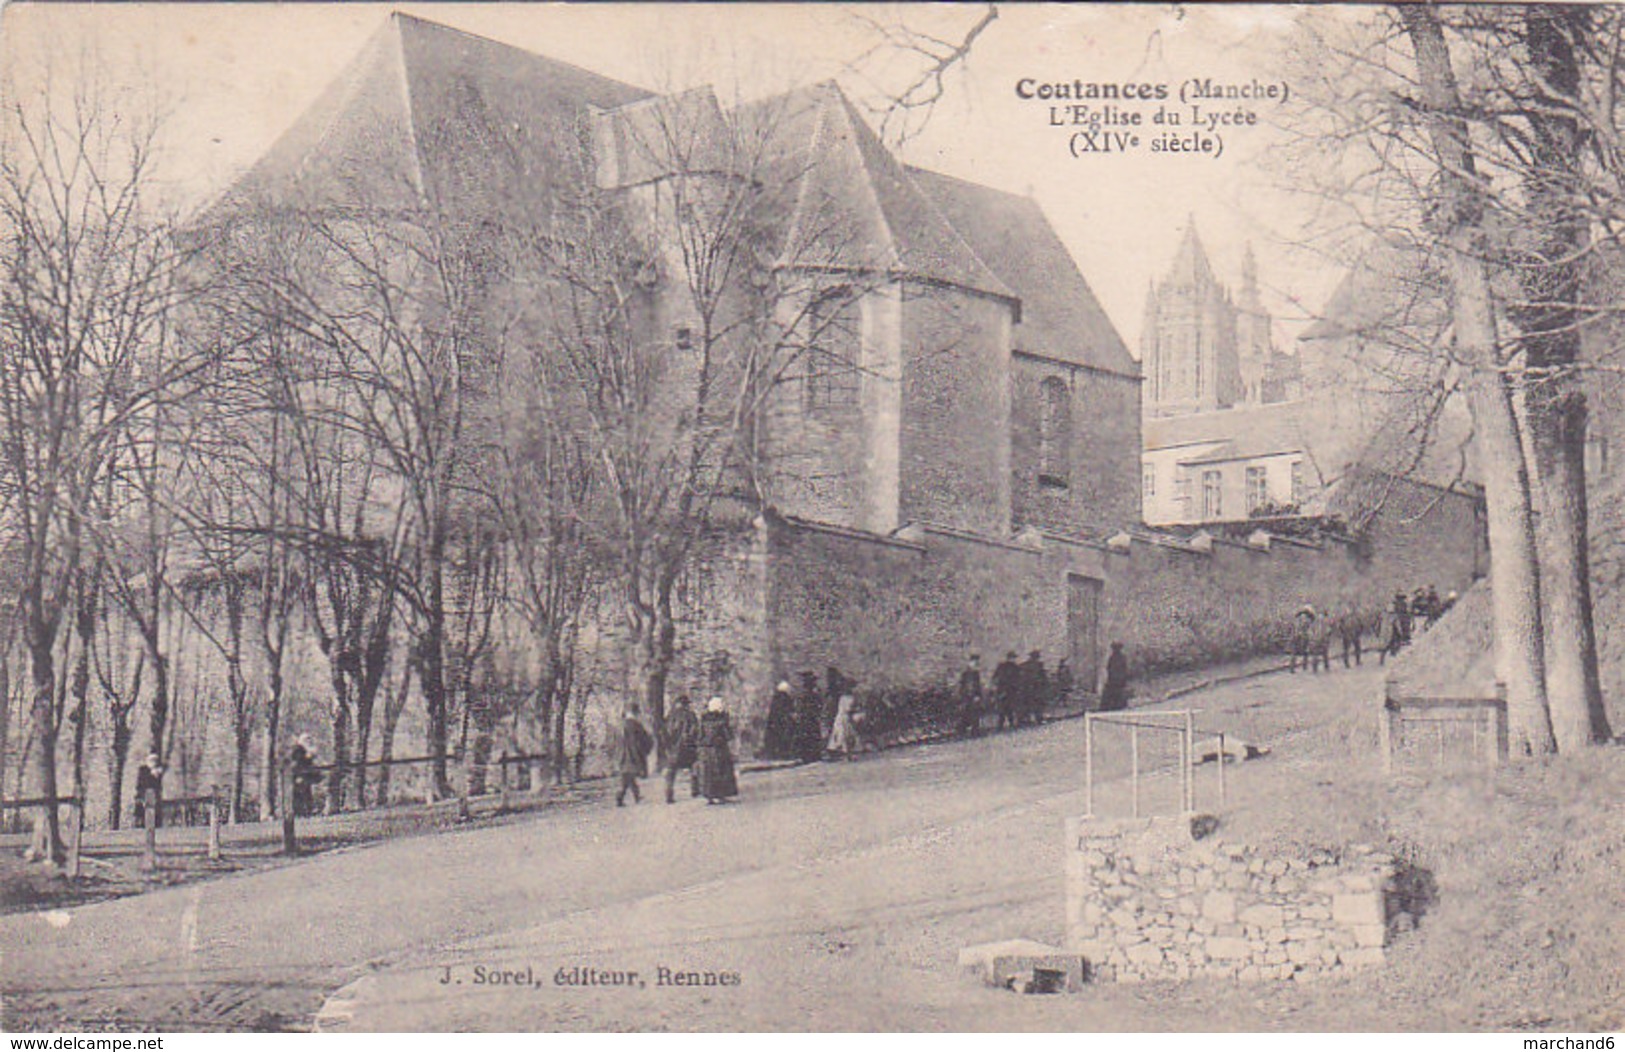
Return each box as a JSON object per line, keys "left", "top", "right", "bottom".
{"left": 6, "top": 665, "right": 1479, "bottom": 1031}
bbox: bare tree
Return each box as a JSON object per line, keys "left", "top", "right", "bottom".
{"left": 0, "top": 82, "right": 208, "bottom": 859}
{"left": 481, "top": 334, "right": 601, "bottom": 781}
{"left": 520, "top": 89, "right": 877, "bottom": 755}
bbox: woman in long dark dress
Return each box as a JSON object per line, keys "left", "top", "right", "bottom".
{"left": 695, "top": 697, "right": 739, "bottom": 804}
{"left": 1099, "top": 642, "right": 1130, "bottom": 712}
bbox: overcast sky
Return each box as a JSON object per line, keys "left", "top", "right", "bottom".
{"left": 0, "top": 2, "right": 1371, "bottom": 353}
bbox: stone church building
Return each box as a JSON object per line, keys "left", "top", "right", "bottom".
{"left": 215, "top": 13, "right": 1147, "bottom": 740}
{"left": 215, "top": 14, "right": 1482, "bottom": 753}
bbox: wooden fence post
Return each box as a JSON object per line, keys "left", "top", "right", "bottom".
{"left": 208, "top": 787, "right": 222, "bottom": 862}
{"left": 1379, "top": 687, "right": 1396, "bottom": 775}
{"left": 1130, "top": 724, "right": 1140, "bottom": 820}
{"left": 281, "top": 761, "right": 297, "bottom": 856}
{"left": 1492, "top": 683, "right": 1509, "bottom": 766}
{"left": 66, "top": 799, "right": 83, "bottom": 880}
{"left": 141, "top": 788, "right": 158, "bottom": 872}
{"left": 1083, "top": 715, "right": 1093, "bottom": 818}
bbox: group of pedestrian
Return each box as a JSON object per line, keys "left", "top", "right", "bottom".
{"left": 615, "top": 695, "right": 740, "bottom": 807}
{"left": 1291, "top": 602, "right": 1379, "bottom": 673}
{"left": 1377, "top": 584, "right": 1457, "bottom": 662}
{"left": 954, "top": 646, "right": 1118, "bottom": 737}
{"left": 759, "top": 667, "right": 875, "bottom": 763}
{"left": 1289, "top": 583, "right": 1460, "bottom": 673}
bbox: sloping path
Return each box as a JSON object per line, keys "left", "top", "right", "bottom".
{"left": 2, "top": 664, "right": 1385, "bottom": 1031}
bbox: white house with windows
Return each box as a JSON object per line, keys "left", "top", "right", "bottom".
{"left": 1141, "top": 402, "right": 1320, "bottom": 526}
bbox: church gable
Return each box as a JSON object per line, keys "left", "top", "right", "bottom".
{"left": 907, "top": 166, "right": 1136, "bottom": 379}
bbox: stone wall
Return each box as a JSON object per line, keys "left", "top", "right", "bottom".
{"left": 761, "top": 283, "right": 902, "bottom": 534}
{"left": 898, "top": 283, "right": 1013, "bottom": 537}
{"left": 747, "top": 477, "right": 1486, "bottom": 741}
{"left": 760, "top": 513, "right": 1099, "bottom": 699}
{"left": 1011, "top": 354, "right": 1142, "bottom": 536}
{"left": 1100, "top": 478, "right": 1485, "bottom": 676}
{"left": 1064, "top": 815, "right": 1397, "bottom": 983}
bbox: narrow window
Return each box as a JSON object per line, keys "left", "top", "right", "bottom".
{"left": 1202, "top": 469, "right": 1223, "bottom": 519}
{"left": 1038, "top": 375, "right": 1072, "bottom": 489}
{"left": 804, "top": 289, "right": 860, "bottom": 411}
{"left": 1245, "top": 465, "right": 1267, "bottom": 513}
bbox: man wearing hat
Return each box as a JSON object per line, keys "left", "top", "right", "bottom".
{"left": 615, "top": 705, "right": 655, "bottom": 807}
{"left": 1020, "top": 649, "right": 1049, "bottom": 726}
{"left": 956, "top": 653, "right": 984, "bottom": 739}
{"left": 663, "top": 694, "right": 701, "bottom": 804}
{"left": 992, "top": 651, "right": 1022, "bottom": 732}
{"left": 134, "top": 752, "right": 164, "bottom": 829}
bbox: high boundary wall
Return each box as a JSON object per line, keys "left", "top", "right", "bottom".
{"left": 759, "top": 513, "right": 1102, "bottom": 697}
{"left": 749, "top": 482, "right": 1485, "bottom": 733}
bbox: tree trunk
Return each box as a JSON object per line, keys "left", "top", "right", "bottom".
{"left": 232, "top": 719, "right": 251, "bottom": 823}
{"left": 0, "top": 651, "right": 10, "bottom": 833}
{"left": 1531, "top": 386, "right": 1611, "bottom": 749}
{"left": 107, "top": 705, "right": 132, "bottom": 830}
{"left": 25, "top": 636, "right": 62, "bottom": 863}
{"left": 146, "top": 646, "right": 171, "bottom": 766}
{"left": 353, "top": 606, "right": 391, "bottom": 808}
{"left": 1517, "top": 5, "right": 1611, "bottom": 751}
{"left": 326, "top": 669, "right": 352, "bottom": 814}
{"left": 1403, "top": 4, "right": 1556, "bottom": 756}
{"left": 424, "top": 539, "right": 452, "bottom": 800}
{"left": 377, "top": 661, "right": 412, "bottom": 806}
{"left": 259, "top": 660, "right": 284, "bottom": 820}
{"left": 641, "top": 581, "right": 677, "bottom": 766}
{"left": 353, "top": 696, "right": 374, "bottom": 809}
{"left": 68, "top": 590, "right": 95, "bottom": 812}
{"left": 1464, "top": 361, "right": 1555, "bottom": 755}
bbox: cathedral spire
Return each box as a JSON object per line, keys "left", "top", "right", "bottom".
{"left": 1167, "top": 216, "right": 1216, "bottom": 289}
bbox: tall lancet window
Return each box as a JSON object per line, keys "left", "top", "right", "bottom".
{"left": 804, "top": 288, "right": 861, "bottom": 411}
{"left": 1038, "top": 375, "right": 1072, "bottom": 489}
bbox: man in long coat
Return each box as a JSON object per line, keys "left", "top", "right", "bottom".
{"left": 992, "top": 652, "right": 1022, "bottom": 731}
{"left": 134, "top": 752, "right": 165, "bottom": 829}
{"left": 1020, "top": 650, "right": 1049, "bottom": 726}
{"left": 956, "top": 654, "right": 984, "bottom": 739}
{"left": 663, "top": 695, "right": 700, "bottom": 804}
{"left": 615, "top": 705, "right": 654, "bottom": 807}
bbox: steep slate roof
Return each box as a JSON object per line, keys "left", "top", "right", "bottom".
{"left": 594, "top": 87, "right": 730, "bottom": 190}
{"left": 1144, "top": 400, "right": 1325, "bottom": 462}
{"left": 908, "top": 166, "right": 1137, "bottom": 377}
{"left": 219, "top": 13, "right": 649, "bottom": 215}
{"left": 744, "top": 82, "right": 1014, "bottom": 303}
